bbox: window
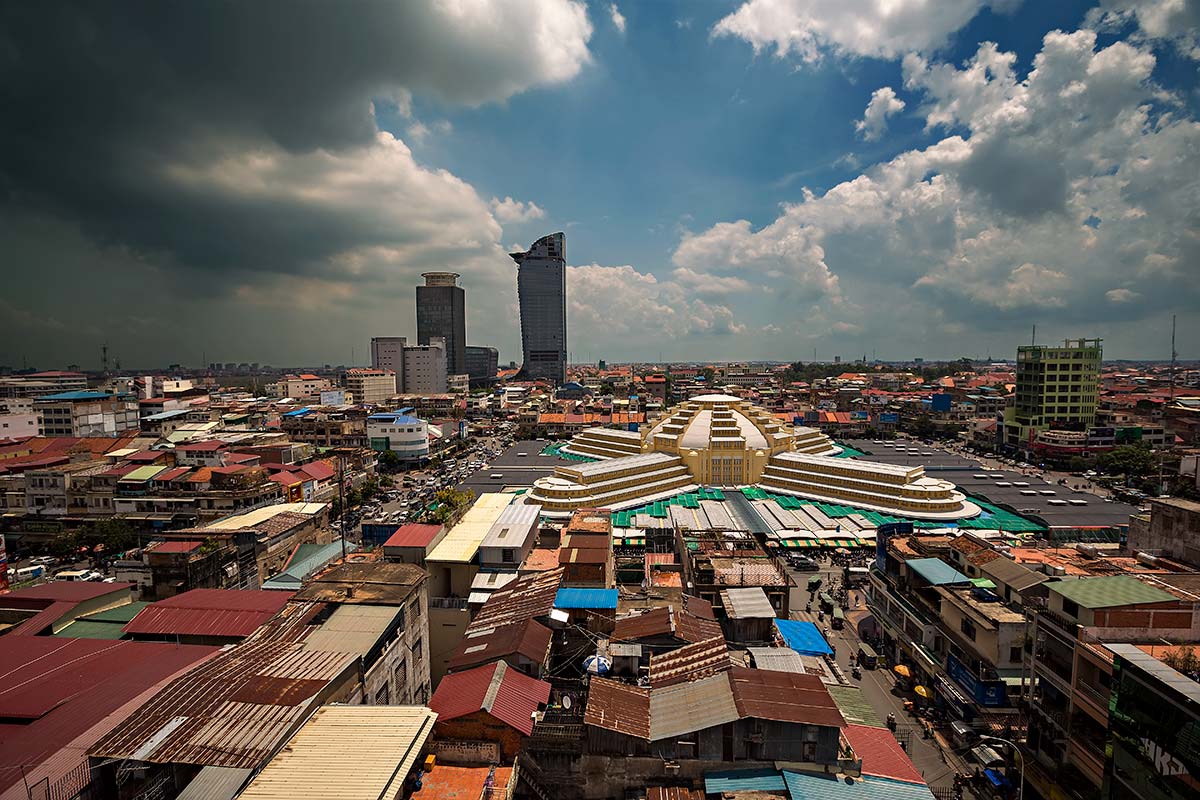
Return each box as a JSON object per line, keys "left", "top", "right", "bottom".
{"left": 960, "top": 617, "right": 977, "bottom": 641}
{"left": 1062, "top": 598, "right": 1079, "bottom": 617}
{"left": 1010, "top": 646, "right": 1022, "bottom": 664}
{"left": 375, "top": 684, "right": 389, "bottom": 705}
{"left": 501, "top": 548, "right": 515, "bottom": 563}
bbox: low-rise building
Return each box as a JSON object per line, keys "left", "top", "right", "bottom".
{"left": 34, "top": 391, "right": 139, "bottom": 437}
{"left": 366, "top": 412, "right": 429, "bottom": 461}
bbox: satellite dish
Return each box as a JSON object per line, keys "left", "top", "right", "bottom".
{"left": 562, "top": 695, "right": 573, "bottom": 710}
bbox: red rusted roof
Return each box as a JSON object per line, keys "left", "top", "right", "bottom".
{"left": 470, "top": 568, "right": 563, "bottom": 628}
{"left": 123, "top": 589, "right": 293, "bottom": 639}
{"left": 0, "top": 638, "right": 217, "bottom": 796}
{"left": 428, "top": 661, "right": 551, "bottom": 736}
{"left": 648, "top": 636, "right": 733, "bottom": 688}
{"left": 383, "top": 523, "right": 442, "bottom": 549}
{"left": 583, "top": 677, "right": 651, "bottom": 739}
{"left": 146, "top": 540, "right": 203, "bottom": 554}
{"left": 727, "top": 667, "right": 845, "bottom": 728}
{"left": 844, "top": 723, "right": 927, "bottom": 784}
{"left": 297, "top": 460, "right": 335, "bottom": 481}
{"left": 448, "top": 619, "right": 553, "bottom": 673}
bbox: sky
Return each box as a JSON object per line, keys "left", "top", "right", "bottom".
{"left": 1, "top": 0, "right": 1198, "bottom": 370}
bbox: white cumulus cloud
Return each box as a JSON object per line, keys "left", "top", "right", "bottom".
{"left": 856, "top": 86, "right": 906, "bottom": 140}
{"left": 490, "top": 196, "right": 548, "bottom": 224}
{"left": 609, "top": 4, "right": 627, "bottom": 35}
{"left": 712, "top": 0, "right": 1006, "bottom": 63}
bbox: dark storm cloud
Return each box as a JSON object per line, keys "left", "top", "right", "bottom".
{"left": 0, "top": 0, "right": 590, "bottom": 275}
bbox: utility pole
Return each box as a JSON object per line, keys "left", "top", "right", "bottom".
{"left": 1169, "top": 313, "right": 1177, "bottom": 403}
{"left": 338, "top": 454, "right": 347, "bottom": 560}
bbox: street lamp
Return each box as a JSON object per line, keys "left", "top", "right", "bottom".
{"left": 979, "top": 735, "right": 1024, "bottom": 800}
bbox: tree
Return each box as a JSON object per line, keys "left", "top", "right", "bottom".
{"left": 429, "top": 488, "right": 473, "bottom": 524}
{"left": 1068, "top": 456, "right": 1088, "bottom": 473}
{"left": 1097, "top": 444, "right": 1154, "bottom": 477}
{"left": 92, "top": 517, "right": 137, "bottom": 552}
{"left": 377, "top": 449, "right": 401, "bottom": 473}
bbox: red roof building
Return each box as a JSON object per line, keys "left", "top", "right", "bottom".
{"left": 383, "top": 523, "right": 443, "bottom": 549}
{"left": 0, "top": 637, "right": 217, "bottom": 798}
{"left": 123, "top": 589, "right": 294, "bottom": 643}
{"left": 843, "top": 723, "right": 927, "bottom": 784}
{"left": 1, "top": 582, "right": 134, "bottom": 637}
{"left": 428, "top": 661, "right": 551, "bottom": 760}
{"left": 447, "top": 619, "right": 554, "bottom": 677}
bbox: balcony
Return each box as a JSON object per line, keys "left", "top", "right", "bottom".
{"left": 429, "top": 596, "right": 469, "bottom": 610}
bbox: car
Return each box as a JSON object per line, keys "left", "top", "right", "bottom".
{"left": 30, "top": 556, "right": 57, "bottom": 567}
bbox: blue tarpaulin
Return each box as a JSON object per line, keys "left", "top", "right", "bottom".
{"left": 774, "top": 618, "right": 833, "bottom": 656}
{"left": 704, "top": 769, "right": 786, "bottom": 795}
{"left": 554, "top": 588, "right": 618, "bottom": 609}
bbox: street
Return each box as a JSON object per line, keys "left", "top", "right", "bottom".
{"left": 787, "top": 556, "right": 988, "bottom": 798}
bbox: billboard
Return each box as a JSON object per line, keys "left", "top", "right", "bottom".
{"left": 878, "top": 412, "right": 900, "bottom": 424}
{"left": 850, "top": 410, "right": 869, "bottom": 421}
{"left": 1116, "top": 427, "right": 1144, "bottom": 443}
{"left": 931, "top": 393, "right": 952, "bottom": 412}
{"left": 320, "top": 390, "right": 346, "bottom": 405}
{"left": 946, "top": 653, "right": 1009, "bottom": 707}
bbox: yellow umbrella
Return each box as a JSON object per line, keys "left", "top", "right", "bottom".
{"left": 893, "top": 664, "right": 912, "bottom": 678}
{"left": 914, "top": 685, "right": 932, "bottom": 699}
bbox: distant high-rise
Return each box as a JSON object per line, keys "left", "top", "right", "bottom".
{"left": 511, "top": 233, "right": 567, "bottom": 384}
{"left": 465, "top": 345, "right": 499, "bottom": 389}
{"left": 370, "top": 335, "right": 448, "bottom": 395}
{"left": 416, "top": 272, "right": 466, "bottom": 377}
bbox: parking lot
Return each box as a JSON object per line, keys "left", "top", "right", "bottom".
{"left": 841, "top": 438, "right": 1139, "bottom": 527}
{"left": 454, "top": 439, "right": 568, "bottom": 497}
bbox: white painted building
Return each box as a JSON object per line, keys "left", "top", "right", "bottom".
{"left": 367, "top": 412, "right": 429, "bottom": 461}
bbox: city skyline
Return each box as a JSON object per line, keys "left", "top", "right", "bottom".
{"left": 2, "top": 1, "right": 1198, "bottom": 368}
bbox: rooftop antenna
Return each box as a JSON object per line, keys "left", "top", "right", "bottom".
{"left": 1031, "top": 325, "right": 1036, "bottom": 347}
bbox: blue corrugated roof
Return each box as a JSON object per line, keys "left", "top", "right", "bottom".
{"left": 774, "top": 618, "right": 833, "bottom": 656}
{"left": 36, "top": 390, "right": 116, "bottom": 401}
{"left": 143, "top": 408, "right": 191, "bottom": 421}
{"left": 367, "top": 412, "right": 422, "bottom": 424}
{"left": 281, "top": 407, "right": 313, "bottom": 417}
{"left": 704, "top": 769, "right": 787, "bottom": 794}
{"left": 905, "top": 557, "right": 971, "bottom": 586}
{"left": 783, "top": 772, "right": 935, "bottom": 800}
{"left": 554, "top": 588, "right": 618, "bottom": 609}
{"left": 263, "top": 539, "right": 356, "bottom": 590}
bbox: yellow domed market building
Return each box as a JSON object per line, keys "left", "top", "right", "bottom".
{"left": 527, "top": 394, "right": 979, "bottom": 521}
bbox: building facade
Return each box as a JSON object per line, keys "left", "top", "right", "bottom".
{"left": 1005, "top": 338, "right": 1102, "bottom": 451}
{"left": 366, "top": 413, "right": 430, "bottom": 461}
{"left": 512, "top": 232, "right": 567, "bottom": 384}
{"left": 344, "top": 368, "right": 396, "bottom": 405}
{"left": 416, "top": 272, "right": 466, "bottom": 377}
{"left": 465, "top": 345, "right": 499, "bottom": 388}
{"left": 402, "top": 337, "right": 448, "bottom": 395}
{"left": 34, "top": 391, "right": 139, "bottom": 437}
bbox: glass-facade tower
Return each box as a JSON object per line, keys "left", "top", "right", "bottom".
{"left": 416, "top": 272, "right": 466, "bottom": 377}
{"left": 511, "top": 233, "right": 567, "bottom": 384}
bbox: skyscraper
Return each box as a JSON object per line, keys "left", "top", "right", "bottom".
{"left": 416, "top": 272, "right": 466, "bottom": 377}
{"left": 511, "top": 232, "right": 566, "bottom": 384}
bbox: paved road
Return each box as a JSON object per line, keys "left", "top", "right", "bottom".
{"left": 786, "top": 557, "right": 985, "bottom": 796}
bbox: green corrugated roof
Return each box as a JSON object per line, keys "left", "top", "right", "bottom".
{"left": 1051, "top": 576, "right": 1177, "bottom": 609}
{"left": 826, "top": 685, "right": 887, "bottom": 728}
{"left": 120, "top": 465, "right": 169, "bottom": 482}
{"left": 78, "top": 601, "right": 149, "bottom": 623}
{"left": 52, "top": 620, "right": 127, "bottom": 639}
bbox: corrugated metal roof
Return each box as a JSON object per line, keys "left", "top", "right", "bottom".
{"left": 728, "top": 667, "right": 845, "bottom": 728}
{"left": 826, "top": 685, "right": 887, "bottom": 728}
{"left": 237, "top": 706, "right": 436, "bottom": 800}
{"left": 300, "top": 604, "right": 399, "bottom": 655}
{"left": 720, "top": 587, "right": 776, "bottom": 619}
{"left": 905, "top": 558, "right": 971, "bottom": 587}
{"left": 648, "top": 636, "right": 732, "bottom": 688}
{"left": 120, "top": 465, "right": 169, "bottom": 482}
{"left": 90, "top": 617, "right": 359, "bottom": 770}
{"left": 648, "top": 672, "right": 739, "bottom": 740}
{"left": 382, "top": 523, "right": 442, "bottom": 549}
{"left": 747, "top": 646, "right": 808, "bottom": 673}
{"left": 782, "top": 772, "right": 936, "bottom": 800}
{"left": 449, "top": 619, "right": 553, "bottom": 673}
{"left": 262, "top": 540, "right": 356, "bottom": 590}
{"left": 481, "top": 502, "right": 542, "bottom": 548}
{"left": 205, "top": 502, "right": 327, "bottom": 531}
{"left": 1051, "top": 575, "right": 1177, "bottom": 609}
{"left": 471, "top": 569, "right": 563, "bottom": 628}
{"left": 583, "top": 677, "right": 651, "bottom": 739}
{"left": 428, "top": 661, "right": 550, "bottom": 736}
{"left": 174, "top": 766, "right": 253, "bottom": 800}
{"left": 704, "top": 768, "right": 787, "bottom": 794}
{"left": 554, "top": 588, "right": 618, "bottom": 609}
{"left": 426, "top": 493, "right": 514, "bottom": 563}
{"left": 844, "top": 724, "right": 927, "bottom": 784}
{"left": 124, "top": 590, "right": 293, "bottom": 639}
